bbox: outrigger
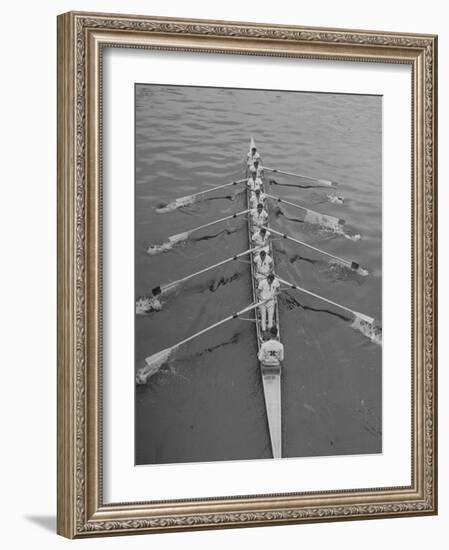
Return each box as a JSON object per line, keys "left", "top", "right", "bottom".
{"left": 137, "top": 137, "right": 382, "bottom": 460}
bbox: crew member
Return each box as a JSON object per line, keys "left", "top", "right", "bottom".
{"left": 249, "top": 187, "right": 266, "bottom": 209}
{"left": 258, "top": 326, "right": 284, "bottom": 366}
{"left": 254, "top": 249, "right": 273, "bottom": 280}
{"left": 251, "top": 202, "right": 268, "bottom": 228}
{"left": 252, "top": 158, "right": 264, "bottom": 178}
{"left": 247, "top": 145, "right": 261, "bottom": 168}
{"left": 247, "top": 170, "right": 262, "bottom": 192}
{"left": 252, "top": 226, "right": 270, "bottom": 253}
{"left": 257, "top": 273, "right": 280, "bottom": 332}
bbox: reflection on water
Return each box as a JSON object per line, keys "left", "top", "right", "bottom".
{"left": 135, "top": 84, "right": 382, "bottom": 465}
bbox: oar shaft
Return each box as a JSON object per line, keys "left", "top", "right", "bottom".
{"left": 186, "top": 178, "right": 246, "bottom": 199}
{"left": 278, "top": 277, "right": 360, "bottom": 319}
{"left": 185, "top": 209, "right": 249, "bottom": 236}
{"left": 265, "top": 193, "right": 308, "bottom": 213}
{"left": 173, "top": 301, "right": 264, "bottom": 350}
{"left": 269, "top": 228, "right": 353, "bottom": 268}
{"left": 264, "top": 167, "right": 335, "bottom": 187}
{"left": 161, "top": 247, "right": 260, "bottom": 292}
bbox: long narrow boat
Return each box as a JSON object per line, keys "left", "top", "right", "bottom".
{"left": 247, "top": 137, "right": 282, "bottom": 459}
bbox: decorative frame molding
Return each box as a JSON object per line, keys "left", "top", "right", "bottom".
{"left": 57, "top": 11, "right": 437, "bottom": 538}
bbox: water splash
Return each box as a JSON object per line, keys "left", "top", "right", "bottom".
{"left": 327, "top": 194, "right": 345, "bottom": 205}
{"left": 147, "top": 240, "right": 180, "bottom": 255}
{"left": 328, "top": 261, "right": 368, "bottom": 278}
{"left": 156, "top": 196, "right": 196, "bottom": 213}
{"left": 136, "top": 295, "right": 162, "bottom": 315}
{"left": 136, "top": 348, "right": 174, "bottom": 384}
{"left": 351, "top": 316, "right": 382, "bottom": 345}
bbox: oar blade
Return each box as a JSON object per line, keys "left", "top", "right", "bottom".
{"left": 136, "top": 348, "right": 174, "bottom": 384}
{"left": 169, "top": 231, "right": 189, "bottom": 244}
{"left": 156, "top": 196, "right": 196, "bottom": 213}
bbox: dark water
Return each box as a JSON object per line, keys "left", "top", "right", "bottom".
{"left": 135, "top": 84, "right": 382, "bottom": 465}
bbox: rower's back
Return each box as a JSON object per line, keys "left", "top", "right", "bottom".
{"left": 258, "top": 337, "right": 284, "bottom": 367}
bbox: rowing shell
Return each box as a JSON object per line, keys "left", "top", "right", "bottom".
{"left": 247, "top": 137, "right": 282, "bottom": 459}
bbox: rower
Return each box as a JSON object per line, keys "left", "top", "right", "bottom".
{"left": 247, "top": 170, "right": 262, "bottom": 192}
{"left": 251, "top": 202, "right": 268, "bottom": 229}
{"left": 258, "top": 326, "right": 284, "bottom": 367}
{"left": 247, "top": 145, "right": 261, "bottom": 167}
{"left": 254, "top": 249, "right": 273, "bottom": 280}
{"left": 252, "top": 227, "right": 270, "bottom": 253}
{"left": 257, "top": 273, "right": 280, "bottom": 333}
{"left": 249, "top": 187, "right": 266, "bottom": 209}
{"left": 252, "top": 158, "right": 264, "bottom": 178}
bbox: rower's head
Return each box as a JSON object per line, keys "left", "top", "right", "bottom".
{"left": 260, "top": 227, "right": 266, "bottom": 236}
{"left": 267, "top": 273, "right": 275, "bottom": 284}
{"left": 269, "top": 326, "right": 278, "bottom": 338}
{"left": 260, "top": 250, "right": 266, "bottom": 259}
{"left": 254, "top": 159, "right": 259, "bottom": 168}
{"left": 257, "top": 203, "right": 263, "bottom": 212}
{"left": 251, "top": 147, "right": 257, "bottom": 155}
{"left": 255, "top": 188, "right": 261, "bottom": 197}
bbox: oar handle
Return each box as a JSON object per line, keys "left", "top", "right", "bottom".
{"left": 277, "top": 277, "right": 374, "bottom": 324}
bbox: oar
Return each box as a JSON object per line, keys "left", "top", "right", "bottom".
{"left": 264, "top": 167, "right": 338, "bottom": 187}
{"left": 265, "top": 193, "right": 345, "bottom": 229}
{"left": 156, "top": 178, "right": 246, "bottom": 212}
{"left": 277, "top": 276, "right": 374, "bottom": 324}
{"left": 137, "top": 300, "right": 267, "bottom": 384}
{"left": 268, "top": 227, "right": 368, "bottom": 276}
{"left": 167, "top": 209, "right": 249, "bottom": 244}
{"left": 152, "top": 246, "right": 261, "bottom": 296}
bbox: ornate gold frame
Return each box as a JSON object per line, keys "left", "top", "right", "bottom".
{"left": 57, "top": 11, "right": 438, "bottom": 538}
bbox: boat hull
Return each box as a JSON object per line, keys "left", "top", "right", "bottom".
{"left": 247, "top": 136, "right": 282, "bottom": 459}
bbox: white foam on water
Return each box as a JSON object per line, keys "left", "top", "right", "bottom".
{"left": 135, "top": 296, "right": 162, "bottom": 315}
{"left": 327, "top": 194, "right": 345, "bottom": 205}
{"left": 147, "top": 241, "right": 177, "bottom": 255}
{"left": 156, "top": 196, "right": 195, "bottom": 213}
{"left": 351, "top": 316, "right": 382, "bottom": 345}
{"left": 136, "top": 348, "right": 173, "bottom": 384}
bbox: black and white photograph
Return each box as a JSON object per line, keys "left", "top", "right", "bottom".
{"left": 134, "top": 83, "right": 382, "bottom": 466}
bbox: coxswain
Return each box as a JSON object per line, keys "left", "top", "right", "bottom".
{"left": 258, "top": 326, "right": 284, "bottom": 367}
{"left": 254, "top": 249, "right": 273, "bottom": 280}
{"left": 247, "top": 145, "right": 261, "bottom": 167}
{"left": 249, "top": 187, "right": 266, "bottom": 209}
{"left": 257, "top": 273, "right": 280, "bottom": 332}
{"left": 252, "top": 226, "right": 270, "bottom": 253}
{"left": 247, "top": 170, "right": 262, "bottom": 192}
{"left": 251, "top": 202, "right": 268, "bottom": 228}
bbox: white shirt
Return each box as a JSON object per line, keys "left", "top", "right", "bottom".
{"left": 250, "top": 191, "right": 266, "bottom": 209}
{"left": 258, "top": 339, "right": 284, "bottom": 365}
{"left": 247, "top": 176, "right": 262, "bottom": 191}
{"left": 251, "top": 208, "right": 268, "bottom": 226}
{"left": 258, "top": 277, "right": 280, "bottom": 300}
{"left": 254, "top": 254, "right": 273, "bottom": 276}
{"left": 252, "top": 229, "right": 270, "bottom": 248}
